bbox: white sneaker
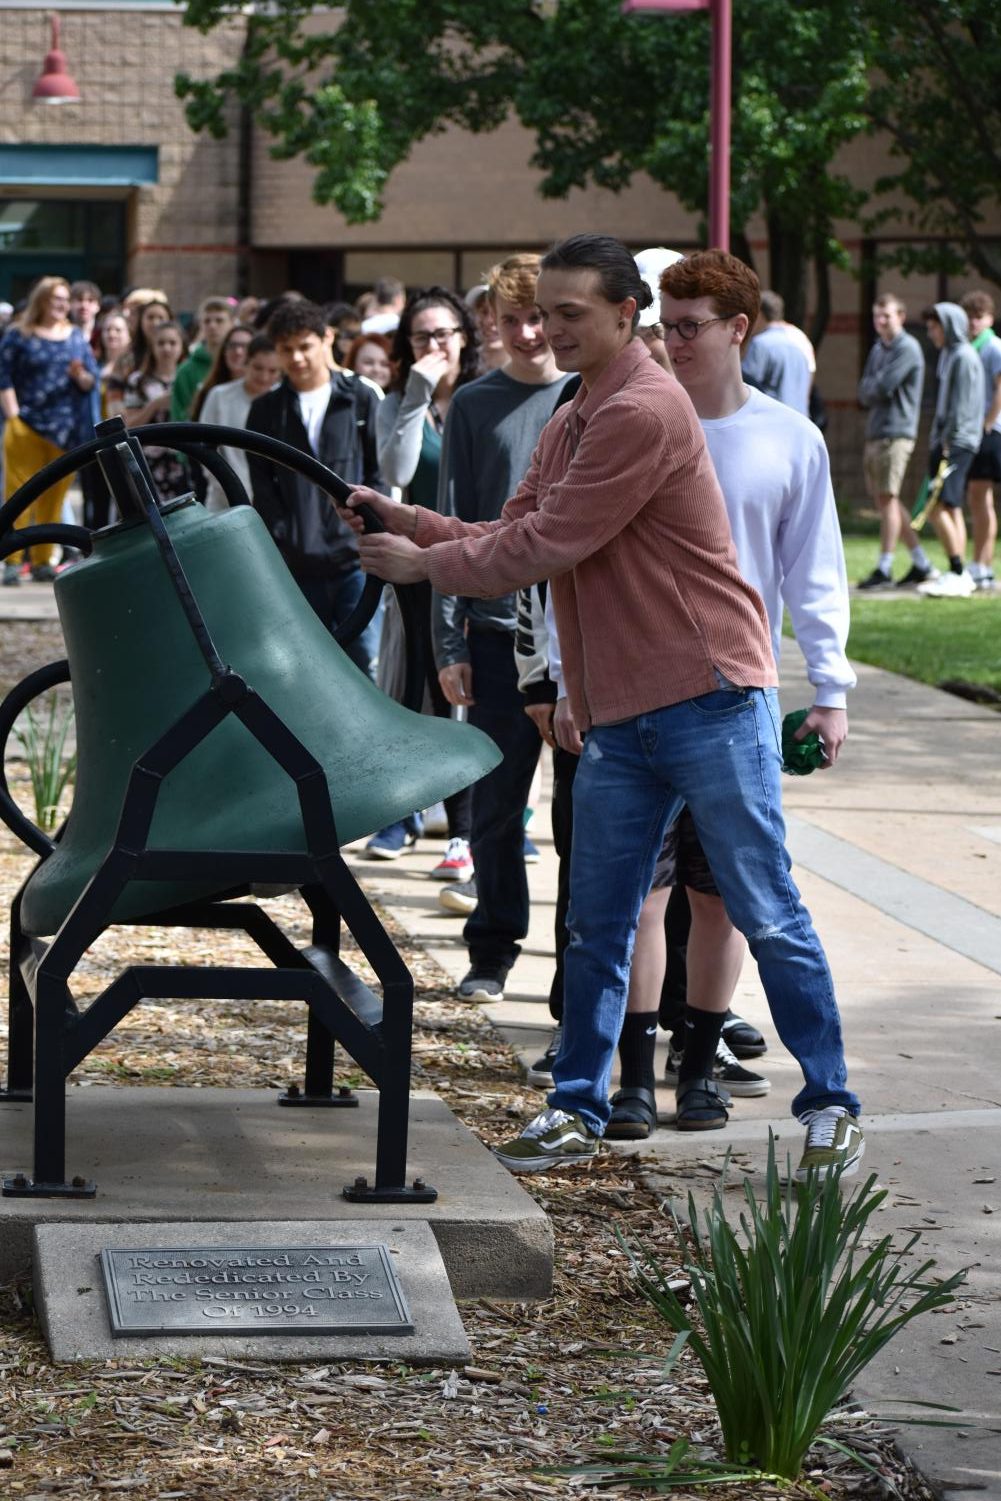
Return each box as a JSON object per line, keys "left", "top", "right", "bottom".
{"left": 917, "top": 570, "right": 976, "bottom": 597}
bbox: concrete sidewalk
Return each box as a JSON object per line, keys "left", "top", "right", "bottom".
{"left": 351, "top": 649, "right": 1001, "bottom": 1500}
{"left": 4, "top": 582, "right": 998, "bottom": 1492}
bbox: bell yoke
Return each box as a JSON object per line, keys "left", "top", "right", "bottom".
{"left": 0, "top": 416, "right": 500, "bottom": 1201}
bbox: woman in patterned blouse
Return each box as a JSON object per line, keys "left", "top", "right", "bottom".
{"left": 0, "top": 275, "right": 99, "bottom": 583}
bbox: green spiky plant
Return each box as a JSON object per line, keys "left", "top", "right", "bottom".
{"left": 621, "top": 1139, "right": 966, "bottom": 1480}
{"left": 12, "top": 694, "right": 77, "bottom": 833}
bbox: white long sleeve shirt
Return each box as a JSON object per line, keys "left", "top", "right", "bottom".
{"left": 199, "top": 378, "right": 255, "bottom": 512}
{"left": 548, "top": 384, "right": 854, "bottom": 708}
{"left": 701, "top": 387, "right": 854, "bottom": 708}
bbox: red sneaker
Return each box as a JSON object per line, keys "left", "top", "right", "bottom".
{"left": 430, "top": 837, "right": 474, "bottom": 882}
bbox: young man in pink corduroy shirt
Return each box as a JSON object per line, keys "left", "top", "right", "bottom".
{"left": 341, "top": 234, "right": 863, "bottom": 1184}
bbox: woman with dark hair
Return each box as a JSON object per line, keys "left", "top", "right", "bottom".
{"left": 364, "top": 286, "right": 479, "bottom": 868}
{"left": 0, "top": 275, "right": 98, "bottom": 582}
{"left": 190, "top": 324, "right": 253, "bottom": 420}
{"left": 128, "top": 298, "right": 173, "bottom": 383}
{"left": 121, "top": 319, "right": 190, "bottom": 503}
{"left": 379, "top": 287, "right": 478, "bottom": 505}
{"left": 198, "top": 333, "right": 280, "bottom": 511}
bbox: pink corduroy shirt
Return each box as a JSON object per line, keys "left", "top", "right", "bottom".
{"left": 414, "top": 338, "right": 777, "bottom": 731}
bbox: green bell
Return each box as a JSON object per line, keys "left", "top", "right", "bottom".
{"left": 20, "top": 499, "right": 501, "bottom": 937}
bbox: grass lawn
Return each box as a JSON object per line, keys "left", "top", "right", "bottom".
{"left": 813, "top": 534, "right": 1001, "bottom": 697}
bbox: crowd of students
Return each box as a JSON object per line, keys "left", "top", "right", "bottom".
{"left": 6, "top": 245, "right": 995, "bottom": 1183}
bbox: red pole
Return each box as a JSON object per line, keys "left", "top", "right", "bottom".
{"left": 709, "top": 0, "right": 731, "bottom": 252}
{"left": 621, "top": 0, "right": 731, "bottom": 251}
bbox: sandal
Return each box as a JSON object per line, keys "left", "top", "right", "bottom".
{"left": 675, "top": 1076, "right": 730, "bottom": 1132}
{"left": 605, "top": 1086, "right": 658, "bottom": 1141}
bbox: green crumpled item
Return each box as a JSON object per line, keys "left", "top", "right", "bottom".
{"left": 782, "top": 708, "right": 826, "bottom": 775}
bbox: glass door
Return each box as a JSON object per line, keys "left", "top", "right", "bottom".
{"left": 0, "top": 199, "right": 126, "bottom": 302}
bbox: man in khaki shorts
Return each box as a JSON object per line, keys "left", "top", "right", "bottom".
{"left": 857, "top": 294, "right": 933, "bottom": 589}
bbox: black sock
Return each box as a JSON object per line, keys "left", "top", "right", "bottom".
{"left": 618, "top": 1011, "right": 659, "bottom": 1092}
{"left": 950, "top": 555, "right": 965, "bottom": 575}
{"left": 677, "top": 1006, "right": 726, "bottom": 1084}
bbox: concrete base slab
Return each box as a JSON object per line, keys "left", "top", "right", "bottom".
{"left": 0, "top": 1088, "right": 552, "bottom": 1300}
{"left": 34, "top": 1219, "right": 470, "bottom": 1365}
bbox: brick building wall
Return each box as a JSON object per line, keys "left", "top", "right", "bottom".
{"left": 3, "top": 4, "right": 999, "bottom": 510}
{"left": 0, "top": 5, "right": 245, "bottom": 310}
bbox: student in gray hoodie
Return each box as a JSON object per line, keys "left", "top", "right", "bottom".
{"left": 917, "top": 301, "right": 987, "bottom": 597}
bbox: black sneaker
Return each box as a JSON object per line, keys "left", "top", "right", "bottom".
{"left": 457, "top": 965, "right": 508, "bottom": 1002}
{"left": 526, "top": 1025, "right": 562, "bottom": 1086}
{"left": 664, "top": 1037, "right": 770, "bottom": 1097}
{"left": 720, "top": 1010, "right": 766, "bottom": 1058}
{"left": 439, "top": 876, "right": 477, "bottom": 916}
{"left": 896, "top": 563, "right": 939, "bottom": 588}
{"left": 857, "top": 567, "right": 893, "bottom": 590}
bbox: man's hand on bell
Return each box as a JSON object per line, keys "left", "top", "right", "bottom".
{"left": 357, "top": 532, "right": 429, "bottom": 583}
{"left": 340, "top": 486, "right": 418, "bottom": 538}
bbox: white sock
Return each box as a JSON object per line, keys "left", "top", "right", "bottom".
{"left": 911, "top": 545, "right": 930, "bottom": 569}
{"left": 969, "top": 562, "right": 985, "bottom": 580}
{"left": 878, "top": 552, "right": 894, "bottom": 575}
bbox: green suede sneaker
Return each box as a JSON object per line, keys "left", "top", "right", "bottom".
{"left": 795, "top": 1106, "right": 865, "bottom": 1182}
{"left": 493, "top": 1108, "right": 599, "bottom": 1174}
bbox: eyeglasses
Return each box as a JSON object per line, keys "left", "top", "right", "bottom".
{"left": 662, "top": 316, "right": 728, "bottom": 342}
{"left": 410, "top": 327, "right": 461, "bottom": 348}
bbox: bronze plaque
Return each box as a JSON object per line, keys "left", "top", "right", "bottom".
{"left": 100, "top": 1245, "right": 413, "bottom": 1336}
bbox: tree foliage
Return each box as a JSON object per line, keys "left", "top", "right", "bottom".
{"left": 175, "top": 0, "right": 1000, "bottom": 330}
{"left": 863, "top": 0, "right": 1001, "bottom": 286}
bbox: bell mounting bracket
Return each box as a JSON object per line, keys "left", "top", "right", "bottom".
{"left": 0, "top": 417, "right": 446, "bottom": 1204}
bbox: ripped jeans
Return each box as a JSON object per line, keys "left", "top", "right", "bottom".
{"left": 549, "top": 685, "right": 860, "bottom": 1134}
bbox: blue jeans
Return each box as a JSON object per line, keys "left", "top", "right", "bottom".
{"left": 296, "top": 566, "right": 381, "bottom": 681}
{"left": 464, "top": 628, "right": 542, "bottom": 971}
{"left": 550, "top": 686, "right": 859, "bottom": 1134}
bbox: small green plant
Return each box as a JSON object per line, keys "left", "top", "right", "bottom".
{"left": 622, "top": 1139, "right": 966, "bottom": 1481}
{"left": 12, "top": 694, "right": 76, "bottom": 833}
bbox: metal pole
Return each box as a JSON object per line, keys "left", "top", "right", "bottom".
{"left": 709, "top": 0, "right": 732, "bottom": 252}
{"left": 621, "top": 0, "right": 731, "bottom": 252}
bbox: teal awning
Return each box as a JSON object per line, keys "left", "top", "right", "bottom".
{"left": 0, "top": 145, "right": 158, "bottom": 188}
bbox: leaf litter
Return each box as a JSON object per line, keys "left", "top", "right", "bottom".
{"left": 0, "top": 619, "right": 937, "bottom": 1500}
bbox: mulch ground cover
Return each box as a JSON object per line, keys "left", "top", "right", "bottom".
{"left": 0, "top": 619, "right": 937, "bottom": 1500}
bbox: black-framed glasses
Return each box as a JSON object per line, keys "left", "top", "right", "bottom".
{"left": 410, "top": 327, "right": 461, "bottom": 348}
{"left": 662, "top": 316, "right": 727, "bottom": 342}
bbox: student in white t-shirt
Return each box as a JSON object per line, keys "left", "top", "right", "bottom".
{"left": 245, "top": 300, "right": 386, "bottom": 678}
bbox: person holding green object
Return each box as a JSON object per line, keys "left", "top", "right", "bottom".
{"left": 608, "top": 248, "right": 856, "bottom": 1142}
{"left": 782, "top": 708, "right": 826, "bottom": 775}
{"left": 344, "top": 236, "right": 863, "bottom": 1185}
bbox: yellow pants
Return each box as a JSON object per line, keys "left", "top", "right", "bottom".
{"left": 3, "top": 416, "right": 73, "bottom": 567}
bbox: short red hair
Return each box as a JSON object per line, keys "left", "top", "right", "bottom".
{"left": 660, "top": 251, "right": 761, "bottom": 348}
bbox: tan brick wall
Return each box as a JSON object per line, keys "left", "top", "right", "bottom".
{"left": 5, "top": 7, "right": 1001, "bottom": 503}
{"left": 252, "top": 111, "right": 699, "bottom": 253}
{"left": 0, "top": 7, "right": 246, "bottom": 310}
